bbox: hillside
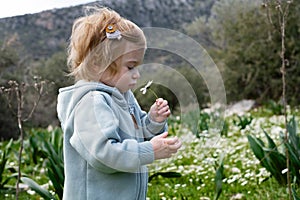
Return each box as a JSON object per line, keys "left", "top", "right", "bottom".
{"left": 0, "top": 0, "right": 215, "bottom": 60}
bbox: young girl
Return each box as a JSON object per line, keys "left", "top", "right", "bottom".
{"left": 57, "top": 6, "right": 182, "bottom": 200}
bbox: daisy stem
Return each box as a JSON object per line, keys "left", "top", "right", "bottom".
{"left": 148, "top": 88, "right": 159, "bottom": 100}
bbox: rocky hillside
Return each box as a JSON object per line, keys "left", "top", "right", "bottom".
{"left": 0, "top": 0, "right": 214, "bottom": 60}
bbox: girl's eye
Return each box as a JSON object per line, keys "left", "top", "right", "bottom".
{"left": 127, "top": 66, "right": 134, "bottom": 70}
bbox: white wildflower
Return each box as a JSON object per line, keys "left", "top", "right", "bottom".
{"left": 282, "top": 168, "right": 288, "bottom": 174}
{"left": 230, "top": 193, "right": 244, "bottom": 200}
{"left": 241, "top": 180, "right": 248, "bottom": 186}
{"left": 231, "top": 167, "right": 241, "bottom": 174}
{"left": 27, "top": 190, "right": 36, "bottom": 195}
{"left": 140, "top": 80, "right": 153, "bottom": 94}
{"left": 174, "top": 184, "right": 181, "bottom": 189}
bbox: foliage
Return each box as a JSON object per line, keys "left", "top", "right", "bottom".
{"left": 0, "top": 43, "right": 18, "bottom": 77}
{"left": 22, "top": 128, "right": 64, "bottom": 200}
{"left": 0, "top": 78, "right": 49, "bottom": 198}
{"left": 214, "top": 154, "right": 224, "bottom": 200}
{"left": 263, "top": 100, "right": 284, "bottom": 116}
{"left": 0, "top": 45, "right": 20, "bottom": 139}
{"left": 0, "top": 0, "right": 299, "bottom": 199}
{"left": 181, "top": 110, "right": 200, "bottom": 135}
{"left": 198, "top": 112, "right": 211, "bottom": 133}
{"left": 0, "top": 139, "right": 17, "bottom": 189}
{"left": 233, "top": 114, "right": 253, "bottom": 130}
{"left": 180, "top": 108, "right": 226, "bottom": 139}
{"left": 285, "top": 117, "right": 300, "bottom": 183}
{"left": 0, "top": 50, "right": 71, "bottom": 136}
{"left": 34, "top": 51, "right": 73, "bottom": 91}
{"left": 247, "top": 132, "right": 287, "bottom": 185}
{"left": 0, "top": 95, "right": 18, "bottom": 140}
{"left": 220, "top": 119, "right": 229, "bottom": 137}
{"left": 31, "top": 51, "right": 73, "bottom": 127}
{"left": 148, "top": 172, "right": 181, "bottom": 183}
{"left": 147, "top": 106, "right": 298, "bottom": 199}
{"left": 0, "top": 76, "right": 52, "bottom": 140}
{"left": 0, "top": 0, "right": 298, "bottom": 135}
{"left": 21, "top": 177, "right": 56, "bottom": 200}
{"left": 185, "top": 0, "right": 300, "bottom": 105}
{"left": 247, "top": 116, "right": 300, "bottom": 186}
{"left": 0, "top": 105, "right": 299, "bottom": 199}
{"left": 41, "top": 129, "right": 64, "bottom": 199}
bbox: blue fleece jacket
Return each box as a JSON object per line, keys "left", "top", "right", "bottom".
{"left": 56, "top": 80, "right": 167, "bottom": 200}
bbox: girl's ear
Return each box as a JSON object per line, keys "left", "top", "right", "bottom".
{"left": 108, "top": 61, "right": 119, "bottom": 76}
{"left": 100, "top": 61, "right": 119, "bottom": 82}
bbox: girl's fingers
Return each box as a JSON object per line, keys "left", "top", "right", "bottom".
{"left": 164, "top": 137, "right": 178, "bottom": 145}
{"left": 165, "top": 111, "right": 171, "bottom": 117}
{"left": 159, "top": 100, "right": 168, "bottom": 109}
{"left": 168, "top": 144, "right": 181, "bottom": 153}
{"left": 164, "top": 138, "right": 182, "bottom": 153}
{"left": 156, "top": 99, "right": 168, "bottom": 108}
{"left": 157, "top": 106, "right": 170, "bottom": 115}
{"left": 155, "top": 98, "right": 164, "bottom": 106}
{"left": 152, "top": 98, "right": 170, "bottom": 122}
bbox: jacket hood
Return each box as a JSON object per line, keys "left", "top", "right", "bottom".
{"left": 57, "top": 80, "right": 132, "bottom": 128}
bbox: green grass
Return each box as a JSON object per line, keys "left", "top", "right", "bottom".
{"left": 0, "top": 105, "right": 299, "bottom": 200}
{"left": 0, "top": 189, "right": 36, "bottom": 200}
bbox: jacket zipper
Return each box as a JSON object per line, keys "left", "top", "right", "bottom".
{"left": 129, "top": 107, "right": 139, "bottom": 129}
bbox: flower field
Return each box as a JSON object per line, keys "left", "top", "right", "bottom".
{"left": 0, "top": 103, "right": 299, "bottom": 200}
{"left": 147, "top": 105, "right": 300, "bottom": 199}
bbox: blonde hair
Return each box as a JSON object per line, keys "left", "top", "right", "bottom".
{"left": 67, "top": 6, "right": 146, "bottom": 81}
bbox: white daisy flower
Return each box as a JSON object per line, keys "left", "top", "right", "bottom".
{"left": 140, "top": 80, "right": 153, "bottom": 94}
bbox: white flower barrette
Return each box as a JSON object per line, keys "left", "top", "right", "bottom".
{"left": 105, "top": 24, "right": 122, "bottom": 40}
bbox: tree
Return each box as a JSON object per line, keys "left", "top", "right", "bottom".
{"left": 33, "top": 51, "right": 73, "bottom": 126}
{"left": 185, "top": 0, "right": 300, "bottom": 104}
{"left": 0, "top": 43, "right": 20, "bottom": 139}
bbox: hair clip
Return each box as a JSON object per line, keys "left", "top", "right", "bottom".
{"left": 105, "top": 24, "right": 122, "bottom": 40}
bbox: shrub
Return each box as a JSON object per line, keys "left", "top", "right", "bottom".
{"left": 247, "top": 116, "right": 300, "bottom": 186}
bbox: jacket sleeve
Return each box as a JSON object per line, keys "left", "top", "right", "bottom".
{"left": 70, "top": 91, "right": 154, "bottom": 174}
{"left": 131, "top": 95, "right": 168, "bottom": 139}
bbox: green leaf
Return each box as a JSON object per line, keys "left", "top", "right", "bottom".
{"left": 148, "top": 172, "right": 181, "bottom": 182}
{"left": 287, "top": 117, "right": 300, "bottom": 155}
{"left": 292, "top": 186, "right": 300, "bottom": 200}
{"left": 157, "top": 172, "right": 181, "bottom": 178}
{"left": 263, "top": 129, "right": 277, "bottom": 150}
{"left": 264, "top": 149, "right": 287, "bottom": 185}
{"left": 47, "top": 169, "right": 63, "bottom": 199}
{"left": 0, "top": 139, "right": 13, "bottom": 187}
{"left": 1, "top": 173, "right": 18, "bottom": 187}
{"left": 29, "top": 136, "right": 40, "bottom": 164}
{"left": 5, "top": 139, "right": 13, "bottom": 151}
{"left": 247, "top": 134, "right": 276, "bottom": 177}
{"left": 214, "top": 154, "right": 224, "bottom": 200}
{"left": 247, "top": 134, "right": 265, "bottom": 160}
{"left": 21, "top": 177, "right": 57, "bottom": 200}
{"left": 0, "top": 151, "right": 7, "bottom": 184}
{"left": 286, "top": 142, "right": 300, "bottom": 168}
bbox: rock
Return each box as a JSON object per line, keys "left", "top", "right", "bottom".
{"left": 225, "top": 99, "right": 255, "bottom": 117}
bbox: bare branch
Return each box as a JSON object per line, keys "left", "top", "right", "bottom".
{"left": 0, "top": 77, "right": 50, "bottom": 199}
{"left": 263, "top": 0, "right": 292, "bottom": 199}
{"left": 23, "top": 80, "right": 46, "bottom": 122}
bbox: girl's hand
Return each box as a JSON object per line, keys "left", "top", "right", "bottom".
{"left": 150, "top": 132, "right": 182, "bottom": 160}
{"left": 149, "top": 98, "right": 171, "bottom": 123}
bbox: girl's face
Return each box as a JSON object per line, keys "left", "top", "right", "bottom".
{"left": 100, "top": 49, "right": 144, "bottom": 93}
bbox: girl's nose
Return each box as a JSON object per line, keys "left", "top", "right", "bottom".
{"left": 132, "top": 68, "right": 140, "bottom": 79}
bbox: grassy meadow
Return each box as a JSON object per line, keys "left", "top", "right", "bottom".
{"left": 0, "top": 102, "right": 299, "bottom": 200}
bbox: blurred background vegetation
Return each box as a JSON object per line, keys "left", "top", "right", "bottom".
{"left": 0, "top": 0, "right": 299, "bottom": 140}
